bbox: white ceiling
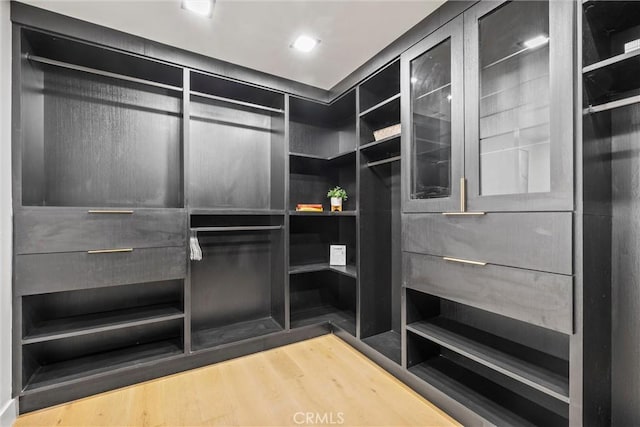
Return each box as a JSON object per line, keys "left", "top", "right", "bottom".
{"left": 19, "top": 0, "right": 446, "bottom": 89}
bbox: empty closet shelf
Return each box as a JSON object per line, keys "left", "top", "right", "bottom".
{"left": 289, "top": 263, "right": 357, "bottom": 278}
{"left": 362, "top": 330, "right": 401, "bottom": 364}
{"left": 290, "top": 306, "right": 356, "bottom": 335}
{"left": 191, "top": 317, "right": 283, "bottom": 351}
{"left": 190, "top": 90, "right": 285, "bottom": 114}
{"left": 23, "top": 304, "right": 185, "bottom": 344}
{"left": 407, "top": 319, "right": 569, "bottom": 403}
{"left": 360, "top": 134, "right": 400, "bottom": 156}
{"left": 289, "top": 211, "right": 357, "bottom": 217}
{"left": 191, "top": 225, "right": 283, "bottom": 232}
{"left": 23, "top": 339, "right": 183, "bottom": 393}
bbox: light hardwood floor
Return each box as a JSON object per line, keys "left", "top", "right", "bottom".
{"left": 14, "top": 334, "right": 460, "bottom": 427}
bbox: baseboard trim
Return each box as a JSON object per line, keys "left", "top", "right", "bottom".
{"left": 0, "top": 398, "right": 17, "bottom": 427}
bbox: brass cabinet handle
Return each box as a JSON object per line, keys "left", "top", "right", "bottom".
{"left": 87, "top": 248, "right": 134, "bottom": 254}
{"left": 87, "top": 210, "right": 134, "bottom": 214}
{"left": 442, "top": 211, "right": 486, "bottom": 216}
{"left": 443, "top": 256, "right": 487, "bottom": 266}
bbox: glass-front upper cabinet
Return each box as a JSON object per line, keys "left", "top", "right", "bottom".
{"left": 401, "top": 16, "right": 464, "bottom": 213}
{"left": 464, "top": 0, "right": 574, "bottom": 212}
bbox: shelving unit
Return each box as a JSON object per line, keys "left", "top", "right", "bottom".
{"left": 289, "top": 262, "right": 357, "bottom": 279}
{"left": 190, "top": 214, "right": 285, "bottom": 351}
{"left": 358, "top": 60, "right": 402, "bottom": 364}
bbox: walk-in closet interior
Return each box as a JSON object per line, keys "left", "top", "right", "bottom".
{"left": 8, "top": 0, "right": 640, "bottom": 424}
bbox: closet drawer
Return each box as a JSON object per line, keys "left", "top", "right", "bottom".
{"left": 15, "top": 247, "right": 187, "bottom": 296}
{"left": 402, "top": 212, "right": 572, "bottom": 275}
{"left": 403, "top": 252, "right": 573, "bottom": 334}
{"left": 15, "top": 208, "right": 186, "bottom": 254}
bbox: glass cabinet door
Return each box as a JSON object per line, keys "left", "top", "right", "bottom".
{"left": 402, "top": 16, "right": 464, "bottom": 213}
{"left": 464, "top": 0, "right": 573, "bottom": 212}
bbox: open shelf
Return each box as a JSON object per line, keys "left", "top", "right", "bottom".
{"left": 360, "top": 134, "right": 401, "bottom": 158}
{"left": 22, "top": 319, "right": 184, "bottom": 392}
{"left": 289, "top": 262, "right": 357, "bottom": 279}
{"left": 289, "top": 150, "right": 356, "bottom": 171}
{"left": 584, "top": 50, "right": 640, "bottom": 108}
{"left": 407, "top": 318, "right": 569, "bottom": 402}
{"left": 23, "top": 304, "right": 184, "bottom": 344}
{"left": 189, "top": 208, "right": 285, "bottom": 216}
{"left": 408, "top": 347, "right": 568, "bottom": 427}
{"left": 359, "top": 93, "right": 401, "bottom": 118}
{"left": 289, "top": 271, "right": 356, "bottom": 336}
{"left": 192, "top": 225, "right": 283, "bottom": 232}
{"left": 191, "top": 317, "right": 283, "bottom": 351}
{"left": 359, "top": 60, "right": 400, "bottom": 113}
{"left": 289, "top": 210, "right": 357, "bottom": 217}
{"left": 362, "top": 330, "right": 401, "bottom": 364}
{"left": 24, "top": 339, "right": 183, "bottom": 393}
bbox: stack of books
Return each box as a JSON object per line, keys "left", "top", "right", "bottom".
{"left": 296, "top": 204, "right": 323, "bottom": 212}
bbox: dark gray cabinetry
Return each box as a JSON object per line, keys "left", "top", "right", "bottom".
{"left": 401, "top": 17, "right": 463, "bottom": 213}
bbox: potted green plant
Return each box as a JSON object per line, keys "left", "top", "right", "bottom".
{"left": 327, "top": 186, "right": 348, "bottom": 212}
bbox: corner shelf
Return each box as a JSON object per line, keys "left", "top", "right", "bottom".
{"left": 23, "top": 304, "right": 185, "bottom": 345}
{"left": 289, "top": 210, "right": 357, "bottom": 217}
{"left": 407, "top": 319, "right": 569, "bottom": 403}
{"left": 362, "top": 330, "right": 401, "bottom": 364}
{"left": 191, "top": 317, "right": 283, "bottom": 352}
{"left": 290, "top": 306, "right": 356, "bottom": 336}
{"left": 289, "top": 262, "right": 357, "bottom": 279}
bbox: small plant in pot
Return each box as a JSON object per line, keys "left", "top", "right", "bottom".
{"left": 327, "top": 186, "right": 348, "bottom": 212}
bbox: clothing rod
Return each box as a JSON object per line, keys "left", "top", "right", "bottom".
{"left": 26, "top": 54, "right": 184, "bottom": 93}
{"left": 366, "top": 155, "right": 401, "bottom": 167}
{"left": 191, "top": 225, "right": 283, "bottom": 232}
{"left": 190, "top": 90, "right": 285, "bottom": 114}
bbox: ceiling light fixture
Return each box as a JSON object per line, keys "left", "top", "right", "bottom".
{"left": 523, "top": 35, "right": 549, "bottom": 49}
{"left": 292, "top": 35, "right": 319, "bottom": 53}
{"left": 182, "top": 0, "right": 214, "bottom": 17}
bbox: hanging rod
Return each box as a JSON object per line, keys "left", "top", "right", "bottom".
{"left": 26, "top": 54, "right": 184, "bottom": 93}
{"left": 191, "top": 225, "right": 283, "bottom": 232}
{"left": 366, "top": 155, "right": 401, "bottom": 167}
{"left": 585, "top": 94, "right": 640, "bottom": 114}
{"left": 190, "top": 90, "right": 285, "bottom": 114}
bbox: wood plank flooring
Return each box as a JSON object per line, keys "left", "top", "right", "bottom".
{"left": 14, "top": 335, "right": 460, "bottom": 427}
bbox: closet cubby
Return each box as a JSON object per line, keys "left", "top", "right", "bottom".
{"left": 358, "top": 61, "right": 401, "bottom": 364}
{"left": 190, "top": 215, "right": 285, "bottom": 351}
{"left": 21, "top": 280, "right": 184, "bottom": 344}
{"left": 189, "top": 72, "right": 285, "bottom": 212}
{"left": 22, "top": 319, "right": 184, "bottom": 392}
{"left": 289, "top": 272, "right": 356, "bottom": 336}
{"left": 289, "top": 92, "right": 357, "bottom": 212}
{"left": 582, "top": 1, "right": 640, "bottom": 113}
{"left": 289, "top": 215, "right": 356, "bottom": 278}
{"left": 20, "top": 29, "right": 184, "bottom": 208}
{"left": 407, "top": 330, "right": 568, "bottom": 427}
{"left": 405, "top": 289, "right": 570, "bottom": 405}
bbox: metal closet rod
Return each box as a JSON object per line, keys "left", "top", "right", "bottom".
{"left": 26, "top": 54, "right": 184, "bottom": 93}
{"left": 190, "top": 90, "right": 285, "bottom": 114}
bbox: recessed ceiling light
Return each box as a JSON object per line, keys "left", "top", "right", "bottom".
{"left": 292, "top": 35, "right": 319, "bottom": 53}
{"left": 523, "top": 35, "right": 549, "bottom": 49}
{"left": 182, "top": 0, "right": 214, "bottom": 17}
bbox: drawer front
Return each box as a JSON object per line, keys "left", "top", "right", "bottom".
{"left": 15, "top": 247, "right": 187, "bottom": 296}
{"left": 15, "top": 208, "right": 186, "bottom": 254}
{"left": 403, "top": 252, "right": 573, "bottom": 334}
{"left": 402, "top": 212, "right": 572, "bottom": 275}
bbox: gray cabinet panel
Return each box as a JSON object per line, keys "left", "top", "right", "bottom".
{"left": 15, "top": 247, "right": 187, "bottom": 296}
{"left": 403, "top": 212, "right": 572, "bottom": 275}
{"left": 403, "top": 252, "right": 573, "bottom": 334}
{"left": 15, "top": 208, "right": 186, "bottom": 254}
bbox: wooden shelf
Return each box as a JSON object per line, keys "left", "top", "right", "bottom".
{"left": 584, "top": 50, "right": 640, "bottom": 106}
{"left": 359, "top": 93, "right": 401, "bottom": 118}
{"left": 360, "top": 134, "right": 401, "bottom": 159}
{"left": 23, "top": 339, "right": 183, "bottom": 393}
{"left": 23, "top": 304, "right": 184, "bottom": 345}
{"left": 191, "top": 225, "right": 283, "bottom": 232}
{"left": 290, "top": 306, "right": 356, "bottom": 336}
{"left": 407, "top": 319, "right": 569, "bottom": 403}
{"left": 289, "top": 262, "right": 357, "bottom": 279}
{"left": 583, "top": 48, "right": 640, "bottom": 74}
{"left": 191, "top": 90, "right": 284, "bottom": 114}
{"left": 189, "top": 209, "right": 285, "bottom": 216}
{"left": 362, "top": 330, "right": 401, "bottom": 364}
{"left": 289, "top": 210, "right": 357, "bottom": 217}
{"left": 409, "top": 357, "right": 567, "bottom": 427}
{"left": 191, "top": 317, "right": 283, "bottom": 351}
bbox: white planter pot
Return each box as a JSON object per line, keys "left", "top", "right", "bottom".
{"left": 330, "top": 197, "right": 343, "bottom": 211}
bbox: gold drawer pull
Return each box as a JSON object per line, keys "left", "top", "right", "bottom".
{"left": 88, "top": 210, "right": 134, "bottom": 214}
{"left": 443, "top": 256, "right": 487, "bottom": 266}
{"left": 88, "top": 248, "right": 134, "bottom": 254}
{"left": 442, "top": 211, "right": 486, "bottom": 216}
